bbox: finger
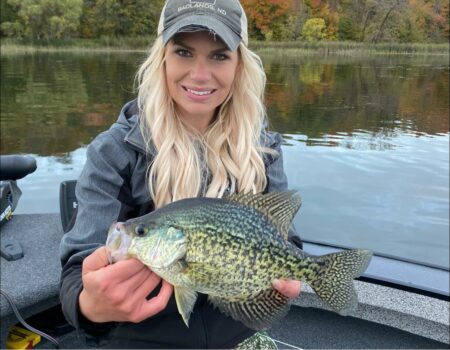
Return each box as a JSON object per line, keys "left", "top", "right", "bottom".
{"left": 131, "top": 271, "right": 163, "bottom": 300}
{"left": 133, "top": 280, "right": 173, "bottom": 322}
{"left": 82, "top": 247, "right": 110, "bottom": 275}
{"left": 118, "top": 272, "right": 161, "bottom": 320}
{"left": 102, "top": 258, "right": 147, "bottom": 282}
{"left": 272, "top": 279, "right": 302, "bottom": 299}
{"left": 109, "top": 269, "right": 155, "bottom": 311}
{"left": 121, "top": 267, "right": 155, "bottom": 294}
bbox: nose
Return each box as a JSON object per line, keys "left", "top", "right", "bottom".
{"left": 190, "top": 59, "right": 211, "bottom": 82}
{"left": 116, "top": 222, "right": 125, "bottom": 231}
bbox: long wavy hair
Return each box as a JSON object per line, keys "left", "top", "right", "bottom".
{"left": 136, "top": 36, "right": 272, "bottom": 208}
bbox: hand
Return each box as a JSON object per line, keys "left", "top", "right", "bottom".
{"left": 79, "top": 246, "right": 173, "bottom": 323}
{"left": 272, "top": 279, "right": 302, "bottom": 299}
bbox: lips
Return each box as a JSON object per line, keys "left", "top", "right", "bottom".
{"left": 105, "top": 222, "right": 132, "bottom": 264}
{"left": 182, "top": 86, "right": 216, "bottom": 99}
{"left": 186, "top": 88, "right": 213, "bottom": 96}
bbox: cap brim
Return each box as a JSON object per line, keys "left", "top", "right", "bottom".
{"left": 162, "top": 15, "right": 241, "bottom": 51}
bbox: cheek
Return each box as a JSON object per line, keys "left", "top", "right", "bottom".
{"left": 221, "top": 62, "right": 239, "bottom": 90}
{"left": 165, "top": 72, "right": 179, "bottom": 101}
{"left": 166, "top": 75, "right": 176, "bottom": 97}
{"left": 219, "top": 70, "right": 237, "bottom": 97}
{"left": 165, "top": 65, "right": 173, "bottom": 85}
{"left": 165, "top": 58, "right": 180, "bottom": 88}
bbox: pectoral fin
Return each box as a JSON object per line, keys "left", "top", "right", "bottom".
{"left": 174, "top": 286, "right": 198, "bottom": 327}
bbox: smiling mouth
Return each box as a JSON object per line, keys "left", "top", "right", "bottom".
{"left": 183, "top": 86, "right": 216, "bottom": 96}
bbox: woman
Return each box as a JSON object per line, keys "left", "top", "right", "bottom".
{"left": 60, "top": 0, "right": 303, "bottom": 348}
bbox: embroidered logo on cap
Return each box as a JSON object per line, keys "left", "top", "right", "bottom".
{"left": 179, "top": 0, "right": 226, "bottom": 15}
{"left": 190, "top": 0, "right": 216, "bottom": 4}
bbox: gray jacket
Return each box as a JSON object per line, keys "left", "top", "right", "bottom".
{"left": 59, "top": 100, "right": 302, "bottom": 348}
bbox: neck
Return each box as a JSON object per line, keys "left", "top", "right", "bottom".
{"left": 178, "top": 110, "right": 217, "bottom": 134}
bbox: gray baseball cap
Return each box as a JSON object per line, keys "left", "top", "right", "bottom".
{"left": 157, "top": 0, "right": 248, "bottom": 51}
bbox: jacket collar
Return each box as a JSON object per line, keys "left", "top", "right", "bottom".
{"left": 120, "top": 100, "right": 157, "bottom": 157}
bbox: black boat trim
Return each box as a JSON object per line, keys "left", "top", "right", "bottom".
{"left": 302, "top": 241, "right": 450, "bottom": 298}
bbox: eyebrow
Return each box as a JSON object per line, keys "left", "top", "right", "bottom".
{"left": 172, "top": 39, "right": 229, "bottom": 53}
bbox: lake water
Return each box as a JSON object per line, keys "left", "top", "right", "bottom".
{"left": 1, "top": 52, "right": 448, "bottom": 269}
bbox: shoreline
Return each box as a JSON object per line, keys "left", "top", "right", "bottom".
{"left": 1, "top": 39, "right": 449, "bottom": 56}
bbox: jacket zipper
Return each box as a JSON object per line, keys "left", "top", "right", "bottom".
{"left": 124, "top": 139, "right": 146, "bottom": 155}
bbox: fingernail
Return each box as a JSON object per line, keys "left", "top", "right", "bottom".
{"left": 272, "top": 279, "right": 281, "bottom": 289}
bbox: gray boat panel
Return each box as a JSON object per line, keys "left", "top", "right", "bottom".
{"left": 293, "top": 279, "right": 449, "bottom": 344}
{"left": 268, "top": 306, "right": 449, "bottom": 349}
{"left": 295, "top": 241, "right": 450, "bottom": 344}
{"left": 30, "top": 305, "right": 449, "bottom": 349}
{"left": 303, "top": 241, "right": 450, "bottom": 297}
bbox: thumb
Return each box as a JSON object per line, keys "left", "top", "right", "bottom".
{"left": 82, "top": 246, "right": 110, "bottom": 275}
{"left": 272, "top": 279, "right": 302, "bottom": 299}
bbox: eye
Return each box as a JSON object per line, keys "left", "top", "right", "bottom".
{"left": 135, "top": 225, "right": 147, "bottom": 237}
{"left": 175, "top": 49, "right": 192, "bottom": 58}
{"left": 211, "top": 53, "right": 229, "bottom": 61}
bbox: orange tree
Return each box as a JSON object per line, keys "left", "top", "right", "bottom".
{"left": 241, "top": 0, "right": 292, "bottom": 40}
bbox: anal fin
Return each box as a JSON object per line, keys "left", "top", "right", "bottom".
{"left": 208, "top": 289, "right": 291, "bottom": 331}
{"left": 174, "top": 286, "right": 198, "bottom": 327}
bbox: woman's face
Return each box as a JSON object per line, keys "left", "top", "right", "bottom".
{"left": 165, "top": 31, "right": 239, "bottom": 132}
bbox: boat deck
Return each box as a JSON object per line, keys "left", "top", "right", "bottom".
{"left": 1, "top": 214, "right": 449, "bottom": 349}
{"left": 29, "top": 305, "right": 448, "bottom": 349}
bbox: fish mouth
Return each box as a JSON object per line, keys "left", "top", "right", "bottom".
{"left": 106, "top": 222, "right": 132, "bottom": 264}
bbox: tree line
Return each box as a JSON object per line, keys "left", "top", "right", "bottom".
{"left": 1, "top": 0, "right": 448, "bottom": 43}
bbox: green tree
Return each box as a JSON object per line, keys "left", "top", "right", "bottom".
{"left": 1, "top": 0, "right": 83, "bottom": 40}
{"left": 79, "top": 0, "right": 164, "bottom": 38}
{"left": 304, "top": 1, "right": 339, "bottom": 40}
{"left": 0, "top": 0, "right": 17, "bottom": 26}
{"left": 337, "top": 16, "right": 358, "bottom": 40}
{"left": 0, "top": 0, "right": 21, "bottom": 38}
{"left": 301, "top": 17, "right": 327, "bottom": 41}
{"left": 337, "top": 0, "right": 377, "bottom": 41}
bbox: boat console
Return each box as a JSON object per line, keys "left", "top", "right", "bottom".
{"left": 1, "top": 156, "right": 37, "bottom": 261}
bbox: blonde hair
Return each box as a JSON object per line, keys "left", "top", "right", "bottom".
{"left": 136, "top": 36, "right": 270, "bottom": 208}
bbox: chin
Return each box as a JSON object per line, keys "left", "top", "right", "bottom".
{"left": 183, "top": 103, "right": 217, "bottom": 117}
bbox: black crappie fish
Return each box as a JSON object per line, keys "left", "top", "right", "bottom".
{"left": 106, "top": 191, "right": 372, "bottom": 330}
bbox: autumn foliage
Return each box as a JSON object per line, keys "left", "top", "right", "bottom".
{"left": 240, "top": 0, "right": 291, "bottom": 40}
{"left": 1, "top": 0, "right": 449, "bottom": 43}
{"left": 239, "top": 0, "right": 449, "bottom": 42}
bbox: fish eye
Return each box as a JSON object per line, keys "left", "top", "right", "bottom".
{"left": 135, "top": 225, "right": 146, "bottom": 237}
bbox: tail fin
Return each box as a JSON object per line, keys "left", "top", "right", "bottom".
{"left": 304, "top": 249, "right": 372, "bottom": 316}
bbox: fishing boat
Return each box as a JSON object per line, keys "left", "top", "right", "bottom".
{"left": 1, "top": 155, "right": 449, "bottom": 349}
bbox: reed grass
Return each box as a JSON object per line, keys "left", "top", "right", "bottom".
{"left": 251, "top": 41, "right": 449, "bottom": 56}
{"left": 0, "top": 36, "right": 153, "bottom": 55}
{"left": 1, "top": 37, "right": 448, "bottom": 56}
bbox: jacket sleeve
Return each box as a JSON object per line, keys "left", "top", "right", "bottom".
{"left": 59, "top": 128, "right": 137, "bottom": 333}
{"left": 264, "top": 132, "right": 303, "bottom": 249}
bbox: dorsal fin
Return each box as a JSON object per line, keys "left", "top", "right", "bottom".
{"left": 224, "top": 191, "right": 301, "bottom": 240}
